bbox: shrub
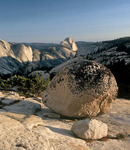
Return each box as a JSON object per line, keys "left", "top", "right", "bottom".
{"left": 0, "top": 74, "right": 50, "bottom": 97}
{"left": 29, "top": 73, "right": 50, "bottom": 96}
{"left": 116, "top": 133, "right": 125, "bottom": 140}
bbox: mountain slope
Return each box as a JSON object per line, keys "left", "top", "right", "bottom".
{"left": 76, "top": 37, "right": 130, "bottom": 56}
{"left": 0, "top": 37, "right": 78, "bottom": 77}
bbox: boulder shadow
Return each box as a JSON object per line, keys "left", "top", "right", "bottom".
{"left": 45, "top": 125, "right": 74, "bottom": 137}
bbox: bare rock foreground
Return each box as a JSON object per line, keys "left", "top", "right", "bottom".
{"left": 0, "top": 91, "right": 130, "bottom": 150}
{"left": 43, "top": 59, "right": 118, "bottom": 118}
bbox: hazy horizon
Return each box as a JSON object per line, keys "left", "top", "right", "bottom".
{"left": 0, "top": 0, "right": 130, "bottom": 43}
{"left": 1, "top": 36, "right": 130, "bottom": 45}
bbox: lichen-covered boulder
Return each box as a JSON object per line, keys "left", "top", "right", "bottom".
{"left": 42, "top": 58, "right": 118, "bottom": 118}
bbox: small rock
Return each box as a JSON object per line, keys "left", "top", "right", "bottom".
{"left": 8, "top": 91, "right": 19, "bottom": 96}
{"left": 1, "top": 98, "right": 19, "bottom": 105}
{"left": 0, "top": 109, "right": 6, "bottom": 112}
{"left": 71, "top": 119, "right": 108, "bottom": 140}
{"left": 3, "top": 99, "right": 41, "bottom": 115}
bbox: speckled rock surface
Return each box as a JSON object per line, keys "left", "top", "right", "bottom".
{"left": 42, "top": 58, "right": 118, "bottom": 118}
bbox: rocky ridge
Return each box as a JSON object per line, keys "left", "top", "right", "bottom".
{"left": 0, "top": 37, "right": 78, "bottom": 77}
{"left": 76, "top": 37, "right": 130, "bottom": 56}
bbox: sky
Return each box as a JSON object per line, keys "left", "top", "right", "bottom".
{"left": 0, "top": 0, "right": 130, "bottom": 43}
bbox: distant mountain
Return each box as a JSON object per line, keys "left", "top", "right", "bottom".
{"left": 76, "top": 37, "right": 130, "bottom": 56}
{"left": 76, "top": 37, "right": 130, "bottom": 68}
{"left": 0, "top": 37, "right": 78, "bottom": 77}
